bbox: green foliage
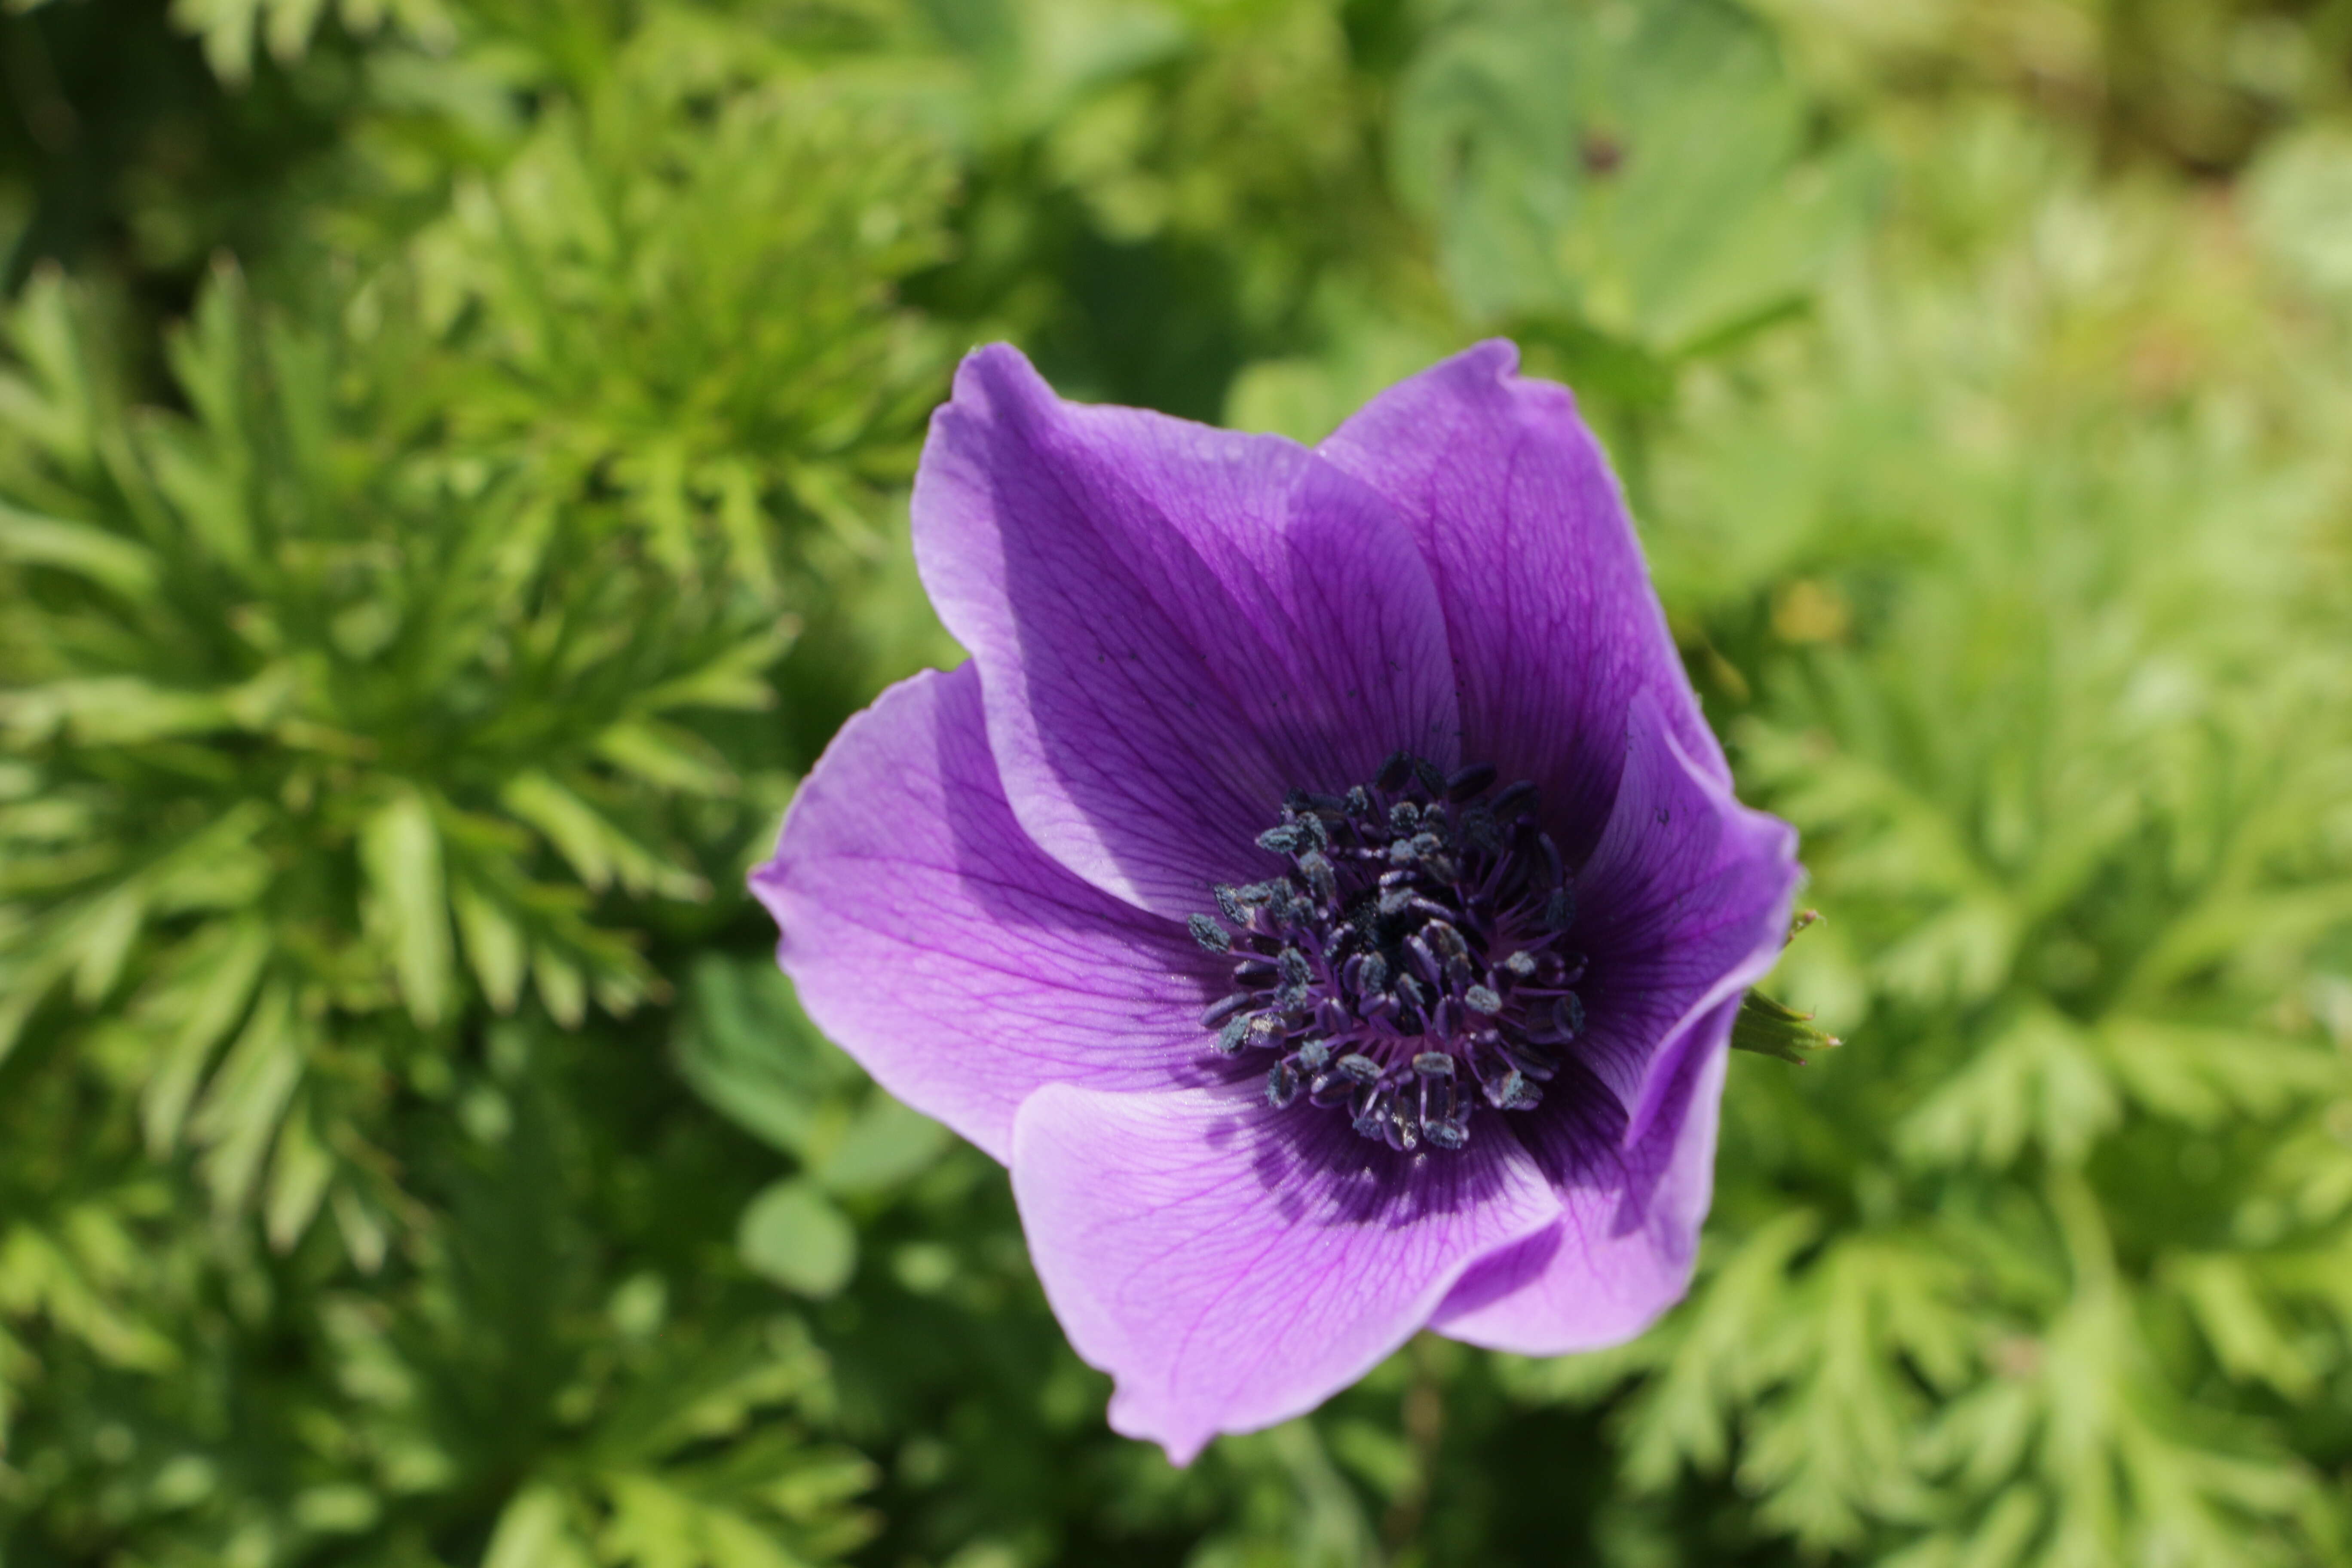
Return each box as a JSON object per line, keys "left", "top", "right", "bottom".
{"left": 403, "top": 24, "right": 959, "bottom": 609}
{"left": 5, "top": 0, "right": 2352, "bottom": 1563}
{"left": 1393, "top": 0, "right": 1868, "bottom": 357}
{"left": 0, "top": 261, "right": 773, "bottom": 1246}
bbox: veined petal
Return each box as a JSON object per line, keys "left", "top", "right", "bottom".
{"left": 1574, "top": 693, "right": 1798, "bottom": 1141}
{"left": 1429, "top": 1008, "right": 1732, "bottom": 1355}
{"left": 1319, "top": 340, "right": 1722, "bottom": 863}
{"left": 1426, "top": 695, "right": 1792, "bottom": 1352}
{"left": 753, "top": 665, "right": 1221, "bottom": 1164}
{"left": 914, "top": 344, "right": 1460, "bottom": 919}
{"left": 1011, "top": 1083, "right": 1562, "bottom": 1464}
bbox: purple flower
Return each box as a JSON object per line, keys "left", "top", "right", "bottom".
{"left": 752, "top": 341, "right": 1798, "bottom": 1463}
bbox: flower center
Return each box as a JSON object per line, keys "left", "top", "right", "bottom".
{"left": 1188, "top": 751, "right": 1586, "bottom": 1154}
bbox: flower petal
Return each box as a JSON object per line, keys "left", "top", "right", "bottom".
{"left": 1425, "top": 698, "right": 1794, "bottom": 1353}
{"left": 1574, "top": 693, "right": 1798, "bottom": 1141}
{"left": 753, "top": 665, "right": 1222, "bottom": 1164}
{"left": 914, "top": 344, "right": 1461, "bottom": 919}
{"left": 1319, "top": 340, "right": 1723, "bottom": 862}
{"left": 1428, "top": 1011, "right": 1732, "bottom": 1356}
{"left": 1011, "top": 1082, "right": 1562, "bottom": 1463}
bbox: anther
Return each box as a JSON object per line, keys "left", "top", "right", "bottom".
{"left": 1555, "top": 994, "right": 1584, "bottom": 1039}
{"left": 1298, "top": 849, "right": 1338, "bottom": 902}
{"left": 1491, "top": 781, "right": 1537, "bottom": 821}
{"left": 1214, "top": 755, "right": 1596, "bottom": 1152}
{"left": 1202, "top": 993, "right": 1253, "bottom": 1028}
{"left": 1491, "top": 1070, "right": 1541, "bottom": 1111}
{"left": 1445, "top": 763, "right": 1498, "bottom": 801}
{"left": 1501, "top": 1039, "right": 1557, "bottom": 1080}
{"left": 1423, "top": 1118, "right": 1468, "bottom": 1151}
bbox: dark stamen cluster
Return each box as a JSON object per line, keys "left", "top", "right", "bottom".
{"left": 1188, "top": 751, "right": 1587, "bottom": 1153}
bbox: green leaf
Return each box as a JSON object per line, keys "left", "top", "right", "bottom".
{"left": 1391, "top": 0, "right": 1866, "bottom": 350}
{"left": 483, "top": 1485, "right": 597, "bottom": 1568}
{"left": 451, "top": 875, "right": 529, "bottom": 1014}
{"left": 639, "top": 627, "right": 796, "bottom": 716}
{"left": 263, "top": 1091, "right": 337, "bottom": 1253}
{"left": 189, "top": 980, "right": 303, "bottom": 1214}
{"left": 673, "top": 958, "right": 845, "bottom": 1158}
{"left": 138, "top": 917, "right": 273, "bottom": 1153}
{"left": 737, "top": 1179, "right": 856, "bottom": 1300}
{"left": 594, "top": 719, "right": 738, "bottom": 798}
{"left": 0, "top": 500, "right": 159, "bottom": 597}
{"left": 502, "top": 771, "right": 707, "bottom": 901}
{"left": 814, "top": 1098, "right": 949, "bottom": 1197}
{"left": 361, "top": 789, "right": 456, "bottom": 1027}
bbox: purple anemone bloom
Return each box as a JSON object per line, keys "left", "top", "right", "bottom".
{"left": 753, "top": 341, "right": 1798, "bottom": 1463}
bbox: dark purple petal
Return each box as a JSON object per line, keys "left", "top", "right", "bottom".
{"left": 1574, "top": 693, "right": 1798, "bottom": 1141}
{"left": 1319, "top": 340, "right": 1723, "bottom": 863}
{"left": 1419, "top": 695, "right": 1792, "bottom": 1351}
{"left": 752, "top": 665, "right": 1222, "bottom": 1164}
{"left": 914, "top": 344, "right": 1460, "bottom": 919}
{"left": 1429, "top": 1008, "right": 1732, "bottom": 1354}
{"left": 1011, "top": 1081, "right": 1561, "bottom": 1463}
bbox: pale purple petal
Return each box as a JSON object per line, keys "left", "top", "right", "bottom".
{"left": 1011, "top": 1082, "right": 1562, "bottom": 1463}
{"left": 1429, "top": 1006, "right": 1732, "bottom": 1355}
{"left": 913, "top": 344, "right": 1461, "bottom": 919}
{"left": 1319, "top": 340, "right": 1724, "bottom": 862}
{"left": 752, "top": 665, "right": 1222, "bottom": 1164}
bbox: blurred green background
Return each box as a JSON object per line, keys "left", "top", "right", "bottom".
{"left": 4, "top": 0, "right": 2352, "bottom": 1562}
